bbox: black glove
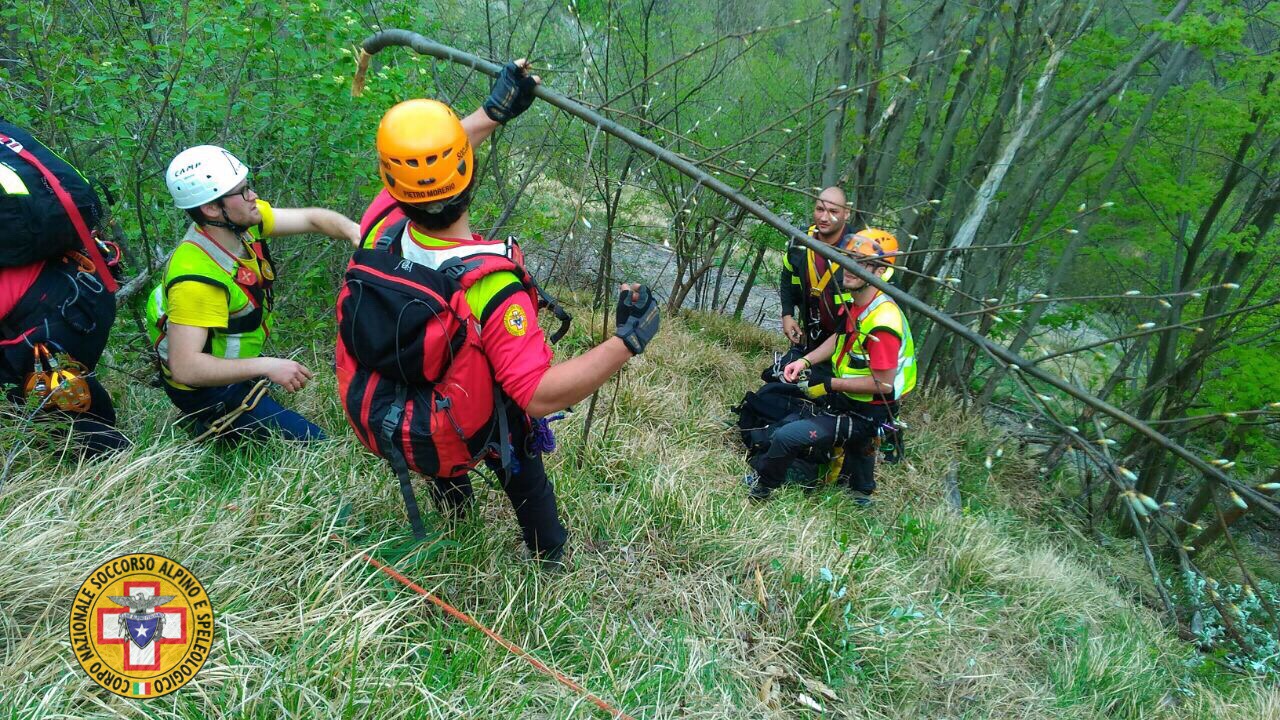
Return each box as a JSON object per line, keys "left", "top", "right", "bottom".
{"left": 483, "top": 62, "right": 538, "bottom": 124}
{"left": 772, "top": 382, "right": 807, "bottom": 397}
{"left": 615, "top": 285, "right": 661, "bottom": 355}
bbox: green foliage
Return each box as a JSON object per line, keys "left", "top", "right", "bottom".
{"left": 1159, "top": 11, "right": 1248, "bottom": 56}
{"left": 1195, "top": 342, "right": 1280, "bottom": 472}
{"left": 1170, "top": 574, "right": 1280, "bottom": 676}
{"left": 1, "top": 0, "right": 449, "bottom": 255}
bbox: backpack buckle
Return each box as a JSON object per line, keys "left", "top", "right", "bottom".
{"left": 375, "top": 217, "right": 411, "bottom": 252}
{"left": 437, "top": 258, "right": 471, "bottom": 282}
{"left": 382, "top": 389, "right": 408, "bottom": 441}
{"left": 381, "top": 403, "right": 403, "bottom": 440}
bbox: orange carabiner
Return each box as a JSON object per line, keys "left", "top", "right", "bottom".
{"left": 66, "top": 249, "right": 97, "bottom": 276}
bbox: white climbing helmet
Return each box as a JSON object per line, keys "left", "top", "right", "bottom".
{"left": 166, "top": 145, "right": 249, "bottom": 209}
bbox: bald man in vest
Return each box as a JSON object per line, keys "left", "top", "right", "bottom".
{"left": 779, "top": 187, "right": 857, "bottom": 361}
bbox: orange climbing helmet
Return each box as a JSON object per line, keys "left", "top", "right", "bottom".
{"left": 840, "top": 227, "right": 901, "bottom": 282}
{"left": 847, "top": 227, "right": 900, "bottom": 265}
{"left": 377, "top": 99, "right": 474, "bottom": 204}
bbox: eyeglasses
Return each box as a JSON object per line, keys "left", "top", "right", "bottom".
{"left": 222, "top": 182, "right": 254, "bottom": 202}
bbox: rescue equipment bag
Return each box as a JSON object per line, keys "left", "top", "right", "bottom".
{"left": 0, "top": 121, "right": 112, "bottom": 279}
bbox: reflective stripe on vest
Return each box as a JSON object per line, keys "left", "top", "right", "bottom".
{"left": 833, "top": 292, "right": 916, "bottom": 402}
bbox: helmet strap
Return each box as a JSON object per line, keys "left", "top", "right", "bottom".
{"left": 201, "top": 200, "right": 251, "bottom": 234}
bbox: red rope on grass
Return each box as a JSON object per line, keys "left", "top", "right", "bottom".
{"left": 340, "top": 539, "right": 637, "bottom": 719}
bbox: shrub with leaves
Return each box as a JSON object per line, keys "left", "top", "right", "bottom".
{"left": 1172, "top": 573, "right": 1280, "bottom": 677}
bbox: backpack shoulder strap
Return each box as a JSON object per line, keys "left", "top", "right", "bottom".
{"left": 358, "top": 189, "right": 402, "bottom": 240}
{"left": 0, "top": 128, "right": 117, "bottom": 293}
{"left": 375, "top": 217, "right": 411, "bottom": 252}
{"left": 443, "top": 253, "right": 521, "bottom": 290}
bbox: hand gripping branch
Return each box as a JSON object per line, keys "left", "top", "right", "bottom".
{"left": 350, "top": 31, "right": 1278, "bottom": 522}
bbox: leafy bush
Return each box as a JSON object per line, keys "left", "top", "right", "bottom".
{"left": 1171, "top": 573, "right": 1280, "bottom": 677}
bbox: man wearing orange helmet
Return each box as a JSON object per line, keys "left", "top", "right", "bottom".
{"left": 747, "top": 228, "right": 915, "bottom": 503}
{"left": 145, "top": 144, "right": 361, "bottom": 441}
{"left": 345, "top": 61, "right": 659, "bottom": 565}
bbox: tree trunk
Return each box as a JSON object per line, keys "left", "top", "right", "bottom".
{"left": 863, "top": 0, "right": 952, "bottom": 213}
{"left": 820, "top": 0, "right": 860, "bottom": 187}
{"left": 734, "top": 243, "right": 767, "bottom": 319}
{"left": 937, "top": 35, "right": 1070, "bottom": 281}
{"left": 976, "top": 46, "right": 1194, "bottom": 407}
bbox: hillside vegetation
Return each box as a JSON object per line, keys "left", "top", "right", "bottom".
{"left": 2, "top": 0, "right": 1279, "bottom": 714}
{"left": 1, "top": 304, "right": 1276, "bottom": 719}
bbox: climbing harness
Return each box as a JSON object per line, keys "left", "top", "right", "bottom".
{"left": 806, "top": 250, "right": 836, "bottom": 297}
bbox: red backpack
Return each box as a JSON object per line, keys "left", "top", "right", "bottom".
{"left": 336, "top": 211, "right": 568, "bottom": 538}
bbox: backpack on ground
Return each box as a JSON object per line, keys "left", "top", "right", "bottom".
{"left": 0, "top": 121, "right": 109, "bottom": 271}
{"left": 335, "top": 218, "right": 547, "bottom": 538}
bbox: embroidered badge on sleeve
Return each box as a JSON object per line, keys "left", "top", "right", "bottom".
{"left": 503, "top": 304, "right": 528, "bottom": 337}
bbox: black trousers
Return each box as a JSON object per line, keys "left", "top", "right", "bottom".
{"left": 430, "top": 404, "right": 566, "bottom": 556}
{"left": 1, "top": 257, "right": 128, "bottom": 457}
{"left": 755, "top": 401, "right": 894, "bottom": 494}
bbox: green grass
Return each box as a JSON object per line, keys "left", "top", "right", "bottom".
{"left": 1, "top": 307, "right": 1277, "bottom": 719}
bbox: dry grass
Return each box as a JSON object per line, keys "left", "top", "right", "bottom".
{"left": 1, "top": 307, "right": 1275, "bottom": 719}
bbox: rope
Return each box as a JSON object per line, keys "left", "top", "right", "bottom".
{"left": 351, "top": 30, "right": 1277, "bottom": 520}
{"left": 192, "top": 378, "right": 271, "bottom": 443}
{"left": 332, "top": 535, "right": 637, "bottom": 720}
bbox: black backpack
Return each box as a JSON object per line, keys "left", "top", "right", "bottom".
{"left": 734, "top": 381, "right": 828, "bottom": 486}
{"left": 734, "top": 382, "right": 809, "bottom": 453}
{"left": 0, "top": 120, "right": 104, "bottom": 268}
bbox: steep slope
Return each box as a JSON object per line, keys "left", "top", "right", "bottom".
{"left": 0, "top": 304, "right": 1275, "bottom": 719}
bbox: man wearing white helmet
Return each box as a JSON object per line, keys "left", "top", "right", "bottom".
{"left": 145, "top": 145, "right": 359, "bottom": 441}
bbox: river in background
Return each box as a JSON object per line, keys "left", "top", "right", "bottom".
{"left": 523, "top": 233, "right": 786, "bottom": 334}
